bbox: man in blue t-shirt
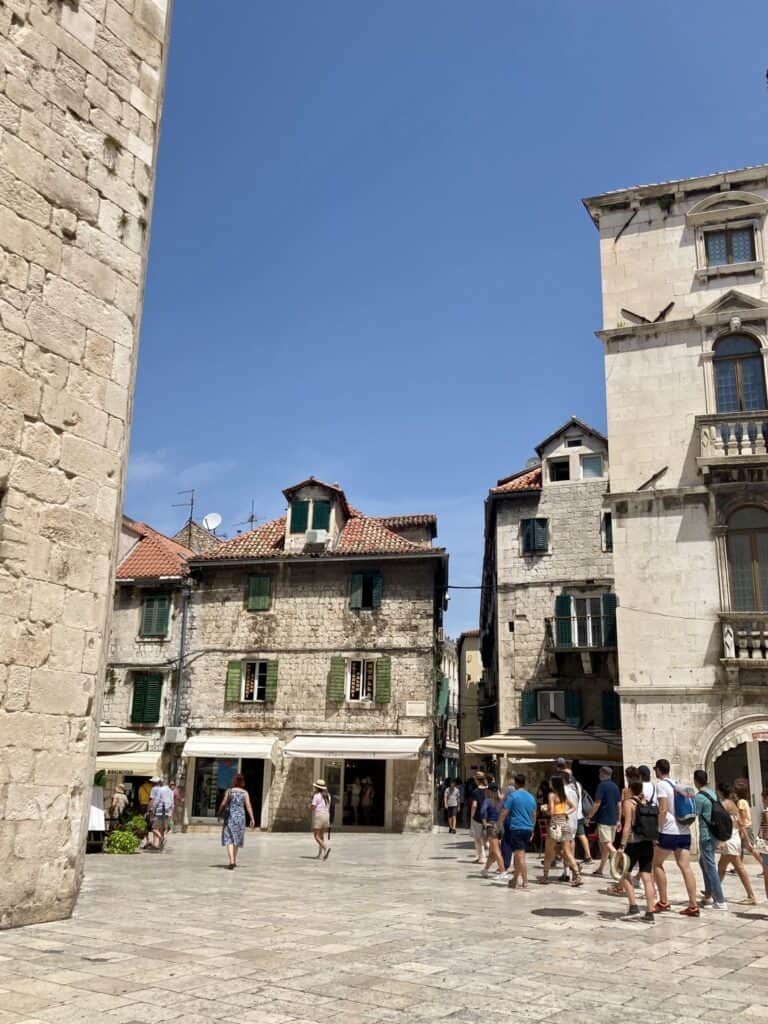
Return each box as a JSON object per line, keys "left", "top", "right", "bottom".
{"left": 495, "top": 774, "right": 537, "bottom": 889}
{"left": 584, "top": 766, "right": 621, "bottom": 877}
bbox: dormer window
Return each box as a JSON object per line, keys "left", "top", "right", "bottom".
{"left": 289, "top": 500, "right": 310, "bottom": 533}
{"left": 705, "top": 226, "right": 755, "bottom": 268}
{"left": 312, "top": 500, "right": 331, "bottom": 531}
{"left": 549, "top": 459, "right": 570, "bottom": 482}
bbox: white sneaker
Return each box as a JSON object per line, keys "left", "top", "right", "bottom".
{"left": 491, "top": 873, "right": 512, "bottom": 885}
{"left": 712, "top": 902, "right": 728, "bottom": 911}
{"left": 699, "top": 896, "right": 714, "bottom": 907}
{"left": 480, "top": 869, "right": 491, "bottom": 878}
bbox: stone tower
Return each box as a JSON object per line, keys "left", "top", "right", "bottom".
{"left": 0, "top": 0, "right": 172, "bottom": 927}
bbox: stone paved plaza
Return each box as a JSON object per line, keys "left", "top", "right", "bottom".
{"left": 1, "top": 831, "right": 767, "bottom": 1024}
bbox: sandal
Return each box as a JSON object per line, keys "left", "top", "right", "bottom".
{"left": 536, "top": 876, "right": 550, "bottom": 885}
{"left": 571, "top": 875, "right": 584, "bottom": 887}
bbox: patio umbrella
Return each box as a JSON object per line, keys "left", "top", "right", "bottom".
{"left": 465, "top": 719, "right": 622, "bottom": 760}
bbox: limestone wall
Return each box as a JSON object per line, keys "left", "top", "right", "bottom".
{"left": 0, "top": 0, "right": 172, "bottom": 927}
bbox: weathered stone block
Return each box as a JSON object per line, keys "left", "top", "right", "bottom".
{"left": 0, "top": 366, "right": 42, "bottom": 417}
{"left": 0, "top": 203, "right": 61, "bottom": 270}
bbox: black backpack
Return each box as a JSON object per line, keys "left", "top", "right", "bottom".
{"left": 701, "top": 792, "right": 733, "bottom": 842}
{"left": 632, "top": 797, "right": 659, "bottom": 842}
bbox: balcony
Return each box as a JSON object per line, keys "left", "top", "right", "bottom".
{"left": 545, "top": 616, "right": 617, "bottom": 652}
{"left": 720, "top": 612, "right": 768, "bottom": 665}
{"left": 697, "top": 412, "right": 768, "bottom": 473}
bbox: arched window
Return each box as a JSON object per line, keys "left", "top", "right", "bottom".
{"left": 727, "top": 506, "right": 768, "bottom": 611}
{"left": 713, "top": 334, "right": 767, "bottom": 413}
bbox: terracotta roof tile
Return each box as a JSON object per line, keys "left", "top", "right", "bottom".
{"left": 192, "top": 507, "right": 439, "bottom": 562}
{"left": 491, "top": 466, "right": 542, "bottom": 494}
{"left": 373, "top": 514, "right": 437, "bottom": 529}
{"left": 117, "top": 522, "right": 195, "bottom": 580}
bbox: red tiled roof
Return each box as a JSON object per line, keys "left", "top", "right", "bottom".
{"left": 373, "top": 514, "right": 437, "bottom": 530}
{"left": 491, "top": 466, "right": 542, "bottom": 494}
{"left": 192, "top": 509, "right": 438, "bottom": 562}
{"left": 117, "top": 520, "right": 195, "bottom": 580}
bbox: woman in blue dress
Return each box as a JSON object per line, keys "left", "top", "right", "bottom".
{"left": 217, "top": 773, "right": 256, "bottom": 869}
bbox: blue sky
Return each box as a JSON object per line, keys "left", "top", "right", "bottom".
{"left": 128, "top": 1, "right": 767, "bottom": 635}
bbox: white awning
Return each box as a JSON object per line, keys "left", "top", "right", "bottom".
{"left": 181, "top": 732, "right": 279, "bottom": 762}
{"left": 284, "top": 734, "right": 426, "bottom": 760}
{"left": 97, "top": 724, "right": 149, "bottom": 755}
{"left": 465, "top": 720, "right": 622, "bottom": 758}
{"left": 95, "top": 751, "right": 161, "bottom": 775}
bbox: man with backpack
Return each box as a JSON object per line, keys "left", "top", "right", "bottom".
{"left": 652, "top": 758, "right": 699, "bottom": 917}
{"left": 693, "top": 769, "right": 729, "bottom": 911}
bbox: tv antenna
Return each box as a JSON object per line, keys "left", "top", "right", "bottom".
{"left": 202, "top": 512, "right": 222, "bottom": 535}
{"left": 234, "top": 499, "right": 259, "bottom": 533}
{"left": 173, "top": 489, "right": 195, "bottom": 548}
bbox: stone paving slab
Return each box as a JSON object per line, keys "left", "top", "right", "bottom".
{"left": 0, "top": 832, "right": 766, "bottom": 1023}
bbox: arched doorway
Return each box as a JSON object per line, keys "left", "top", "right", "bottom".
{"left": 709, "top": 718, "right": 768, "bottom": 826}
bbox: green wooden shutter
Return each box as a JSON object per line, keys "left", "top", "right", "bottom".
{"left": 602, "top": 592, "right": 617, "bottom": 646}
{"left": 534, "top": 518, "right": 548, "bottom": 552}
{"left": 371, "top": 573, "right": 383, "bottom": 608}
{"left": 143, "top": 675, "right": 162, "bottom": 723}
{"left": 522, "top": 519, "right": 534, "bottom": 554}
{"left": 140, "top": 593, "right": 170, "bottom": 637}
{"left": 328, "top": 656, "right": 346, "bottom": 702}
{"left": 130, "top": 676, "right": 146, "bottom": 723}
{"left": 247, "top": 575, "right": 272, "bottom": 611}
{"left": 564, "top": 689, "right": 582, "bottom": 727}
{"left": 349, "top": 574, "right": 363, "bottom": 609}
{"left": 436, "top": 677, "right": 449, "bottom": 716}
{"left": 290, "top": 500, "right": 309, "bottom": 533}
{"left": 265, "top": 660, "right": 278, "bottom": 703}
{"left": 225, "top": 660, "right": 242, "bottom": 702}
{"left": 311, "top": 500, "right": 331, "bottom": 530}
{"left": 554, "top": 593, "right": 572, "bottom": 647}
{"left": 602, "top": 690, "right": 620, "bottom": 731}
{"left": 521, "top": 689, "right": 537, "bottom": 724}
{"left": 131, "top": 674, "right": 162, "bottom": 723}
{"left": 374, "top": 656, "right": 391, "bottom": 704}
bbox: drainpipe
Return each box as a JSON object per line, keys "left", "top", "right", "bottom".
{"left": 170, "top": 580, "right": 192, "bottom": 784}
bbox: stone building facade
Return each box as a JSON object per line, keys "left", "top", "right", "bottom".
{"left": 101, "top": 480, "right": 448, "bottom": 832}
{"left": 0, "top": 1, "right": 172, "bottom": 927}
{"left": 457, "top": 629, "right": 482, "bottom": 776}
{"left": 585, "top": 164, "right": 768, "bottom": 812}
{"left": 435, "top": 637, "right": 459, "bottom": 779}
{"left": 479, "top": 419, "right": 618, "bottom": 759}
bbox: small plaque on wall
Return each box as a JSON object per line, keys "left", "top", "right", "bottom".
{"left": 405, "top": 700, "right": 427, "bottom": 717}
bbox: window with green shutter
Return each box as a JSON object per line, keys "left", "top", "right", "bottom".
{"left": 140, "top": 593, "right": 171, "bottom": 638}
{"left": 521, "top": 689, "right": 537, "bottom": 725}
{"left": 602, "top": 592, "right": 618, "bottom": 646}
{"left": 522, "top": 518, "right": 548, "bottom": 555}
{"left": 290, "top": 500, "right": 309, "bottom": 533}
{"left": 311, "top": 500, "right": 331, "bottom": 531}
{"left": 225, "top": 660, "right": 242, "bottom": 702}
{"left": 265, "top": 660, "right": 278, "bottom": 703}
{"left": 328, "top": 656, "right": 346, "bottom": 702}
{"left": 554, "top": 593, "right": 573, "bottom": 647}
{"left": 374, "top": 656, "right": 391, "bottom": 704}
{"left": 602, "top": 690, "right": 621, "bottom": 731}
{"left": 131, "top": 673, "right": 163, "bottom": 724}
{"left": 349, "top": 571, "right": 383, "bottom": 610}
{"left": 247, "top": 575, "right": 272, "bottom": 611}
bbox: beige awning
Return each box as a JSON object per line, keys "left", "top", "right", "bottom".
{"left": 284, "top": 734, "right": 425, "bottom": 760}
{"left": 97, "top": 724, "right": 149, "bottom": 755}
{"left": 181, "top": 732, "right": 279, "bottom": 762}
{"left": 465, "top": 720, "right": 622, "bottom": 759}
{"left": 95, "top": 750, "right": 161, "bottom": 775}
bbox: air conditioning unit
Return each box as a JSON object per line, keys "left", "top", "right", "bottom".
{"left": 164, "top": 726, "right": 187, "bottom": 745}
{"left": 436, "top": 627, "right": 445, "bottom": 642}
{"left": 304, "top": 529, "right": 328, "bottom": 549}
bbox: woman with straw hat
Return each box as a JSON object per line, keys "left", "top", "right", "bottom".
{"left": 311, "top": 779, "right": 332, "bottom": 860}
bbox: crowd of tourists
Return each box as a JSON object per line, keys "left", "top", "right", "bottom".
{"left": 443, "top": 759, "right": 768, "bottom": 923}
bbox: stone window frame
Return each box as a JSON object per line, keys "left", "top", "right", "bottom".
{"left": 701, "top": 322, "right": 768, "bottom": 415}
{"left": 687, "top": 191, "right": 768, "bottom": 283}
{"left": 547, "top": 457, "right": 571, "bottom": 482}
{"left": 520, "top": 516, "right": 551, "bottom": 557}
{"left": 714, "top": 497, "right": 768, "bottom": 614}
{"left": 581, "top": 453, "right": 605, "bottom": 480}
{"left": 345, "top": 657, "right": 378, "bottom": 703}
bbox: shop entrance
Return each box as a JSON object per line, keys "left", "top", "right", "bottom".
{"left": 714, "top": 738, "right": 768, "bottom": 823}
{"left": 320, "top": 758, "right": 386, "bottom": 829}
{"left": 191, "top": 756, "right": 264, "bottom": 823}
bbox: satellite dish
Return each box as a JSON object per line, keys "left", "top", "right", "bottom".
{"left": 202, "top": 512, "right": 222, "bottom": 532}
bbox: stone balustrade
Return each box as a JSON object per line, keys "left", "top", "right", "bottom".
{"left": 720, "top": 612, "right": 768, "bottom": 663}
{"left": 697, "top": 412, "right": 768, "bottom": 467}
